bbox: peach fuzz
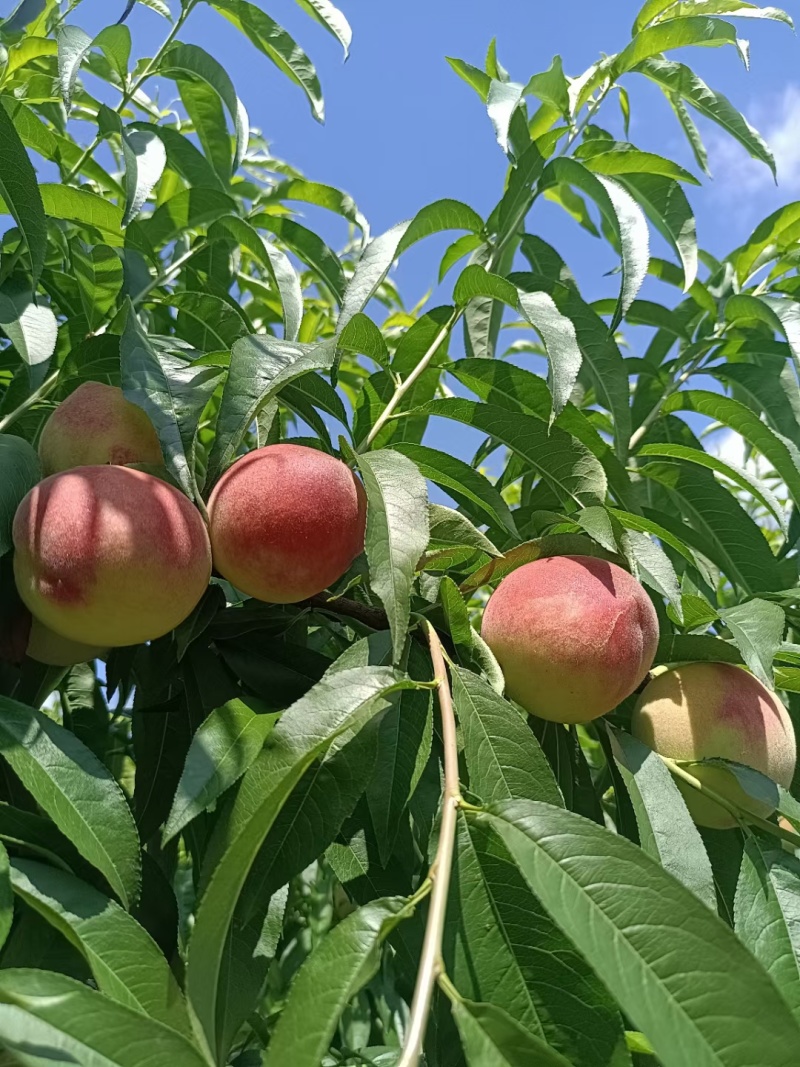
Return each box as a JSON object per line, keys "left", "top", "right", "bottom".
{"left": 13, "top": 465, "right": 211, "bottom": 648}
{"left": 481, "top": 554, "right": 659, "bottom": 723}
{"left": 208, "top": 444, "right": 366, "bottom": 604}
{"left": 631, "top": 662, "right": 796, "bottom": 829}
{"left": 38, "top": 381, "right": 163, "bottom": 475}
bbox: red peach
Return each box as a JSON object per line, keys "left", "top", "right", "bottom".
{"left": 481, "top": 555, "right": 659, "bottom": 723}
{"left": 207, "top": 444, "right": 366, "bottom": 604}
{"left": 38, "top": 382, "right": 163, "bottom": 475}
{"left": 631, "top": 662, "right": 796, "bottom": 829}
{"left": 13, "top": 466, "right": 211, "bottom": 647}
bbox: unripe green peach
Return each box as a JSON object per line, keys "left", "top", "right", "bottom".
{"left": 38, "top": 382, "right": 163, "bottom": 475}
{"left": 631, "top": 662, "right": 796, "bottom": 829}
{"left": 481, "top": 554, "right": 659, "bottom": 723}
{"left": 208, "top": 444, "right": 366, "bottom": 604}
{"left": 13, "top": 465, "right": 211, "bottom": 648}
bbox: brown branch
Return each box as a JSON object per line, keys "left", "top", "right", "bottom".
{"left": 303, "top": 593, "right": 389, "bottom": 631}
{"left": 398, "top": 621, "right": 461, "bottom": 1067}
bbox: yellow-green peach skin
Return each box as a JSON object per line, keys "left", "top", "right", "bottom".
{"left": 481, "top": 554, "right": 659, "bottom": 723}
{"left": 13, "top": 465, "right": 211, "bottom": 648}
{"left": 631, "top": 662, "right": 796, "bottom": 829}
{"left": 38, "top": 381, "right": 163, "bottom": 475}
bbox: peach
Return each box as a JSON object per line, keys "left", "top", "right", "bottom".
{"left": 13, "top": 465, "right": 211, "bottom": 647}
{"left": 631, "top": 662, "right": 796, "bottom": 829}
{"left": 481, "top": 554, "right": 659, "bottom": 723}
{"left": 38, "top": 382, "right": 163, "bottom": 475}
{"left": 207, "top": 444, "right": 366, "bottom": 604}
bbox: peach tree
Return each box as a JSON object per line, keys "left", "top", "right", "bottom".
{"left": 1, "top": 1, "right": 800, "bottom": 1065}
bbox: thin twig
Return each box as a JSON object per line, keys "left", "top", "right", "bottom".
{"left": 358, "top": 308, "right": 461, "bottom": 452}
{"left": 0, "top": 370, "right": 60, "bottom": 433}
{"left": 661, "top": 755, "right": 800, "bottom": 847}
{"left": 62, "top": 1, "right": 197, "bottom": 185}
{"left": 398, "top": 621, "right": 461, "bottom": 1067}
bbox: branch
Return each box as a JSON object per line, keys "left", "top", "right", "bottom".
{"left": 358, "top": 308, "right": 461, "bottom": 452}
{"left": 398, "top": 621, "right": 460, "bottom": 1067}
{"left": 303, "top": 593, "right": 389, "bottom": 631}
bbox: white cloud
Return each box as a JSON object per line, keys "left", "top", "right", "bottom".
{"left": 709, "top": 84, "right": 800, "bottom": 197}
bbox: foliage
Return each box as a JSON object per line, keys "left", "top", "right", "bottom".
{"left": 0, "top": 1, "right": 800, "bottom": 1065}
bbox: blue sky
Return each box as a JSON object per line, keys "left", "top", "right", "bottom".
{"left": 11, "top": 0, "right": 800, "bottom": 469}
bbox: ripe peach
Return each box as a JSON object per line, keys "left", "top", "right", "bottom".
{"left": 38, "top": 382, "right": 163, "bottom": 475}
{"left": 207, "top": 444, "right": 366, "bottom": 604}
{"left": 481, "top": 554, "right": 659, "bottom": 723}
{"left": 631, "top": 662, "right": 796, "bottom": 829}
{"left": 13, "top": 466, "right": 211, "bottom": 647}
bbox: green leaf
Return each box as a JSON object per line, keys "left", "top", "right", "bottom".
{"left": 662, "top": 390, "right": 800, "bottom": 511}
{"left": 0, "top": 285, "right": 56, "bottom": 367}
{"left": 735, "top": 836, "right": 800, "bottom": 1025}
{"left": 0, "top": 969, "right": 208, "bottom": 1066}
{"left": 610, "top": 728, "right": 716, "bottom": 909}
{"left": 453, "top": 667, "right": 562, "bottom": 807}
{"left": 121, "top": 127, "right": 167, "bottom": 227}
{"left": 639, "top": 441, "right": 788, "bottom": 534}
{"left": 0, "top": 844, "right": 11, "bottom": 955}
{"left": 0, "top": 435, "right": 39, "bottom": 557}
{"left": 396, "top": 198, "right": 484, "bottom": 257}
{"left": 539, "top": 159, "right": 649, "bottom": 330}
{"left": 178, "top": 74, "right": 232, "bottom": 183}
{"left": 495, "top": 142, "right": 546, "bottom": 245}
{"left": 524, "top": 56, "right": 569, "bottom": 115}
{"left": 71, "top": 242, "right": 123, "bottom": 331}
{"left": 160, "top": 42, "right": 249, "bottom": 170}
{"left": 254, "top": 213, "right": 344, "bottom": 303}
{"left": 643, "top": 1, "right": 792, "bottom": 28}
{"left": 447, "top": 816, "right": 627, "bottom": 1066}
{"left": 337, "top": 311, "right": 389, "bottom": 366}
{"left": 185, "top": 666, "right": 412, "bottom": 1060}
{"left": 208, "top": 0, "right": 324, "bottom": 122}
{"left": 452, "top": 999, "right": 574, "bottom": 1067}
{"left": 210, "top": 214, "right": 303, "bottom": 340}
{"left": 717, "top": 599, "right": 785, "bottom": 688}
{"left": 293, "top": 0, "right": 352, "bottom": 57}
{"left": 635, "top": 57, "right": 775, "bottom": 177}
{"left": 206, "top": 336, "right": 335, "bottom": 485}
{"left": 419, "top": 398, "right": 607, "bottom": 508}
{"left": 121, "top": 305, "right": 223, "bottom": 498}
{"left": 39, "top": 184, "right": 124, "bottom": 245}
{"left": 735, "top": 204, "right": 800, "bottom": 285}
{"left": 92, "top": 24, "right": 131, "bottom": 83}
{"left": 517, "top": 289, "right": 583, "bottom": 422}
{"left": 163, "top": 699, "right": 279, "bottom": 844}
{"left": 486, "top": 78, "right": 525, "bottom": 156}
{"left": 135, "top": 187, "right": 235, "bottom": 250}
{"left": 580, "top": 145, "right": 700, "bottom": 184}
{"left": 428, "top": 503, "right": 500, "bottom": 557}
{"left": 355, "top": 448, "right": 430, "bottom": 662}
{"left": 267, "top": 177, "right": 368, "bottom": 238}
{"left": 512, "top": 272, "right": 632, "bottom": 457}
{"left": 337, "top": 220, "right": 409, "bottom": 335}
{"left": 9, "top": 859, "right": 192, "bottom": 1038}
{"left": 483, "top": 799, "right": 800, "bottom": 1067}
{"left": 263, "top": 898, "right": 408, "bottom": 1067}
{"left": 56, "top": 25, "right": 92, "bottom": 110}
{"left": 0, "top": 696, "right": 140, "bottom": 911}
{"left": 619, "top": 17, "right": 744, "bottom": 75}
{"left": 0, "top": 77, "right": 46, "bottom": 284}
{"left": 614, "top": 172, "right": 697, "bottom": 289}
{"left": 391, "top": 443, "right": 519, "bottom": 536}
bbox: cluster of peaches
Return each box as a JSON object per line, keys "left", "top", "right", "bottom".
{"left": 7, "top": 380, "right": 797, "bottom": 830}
